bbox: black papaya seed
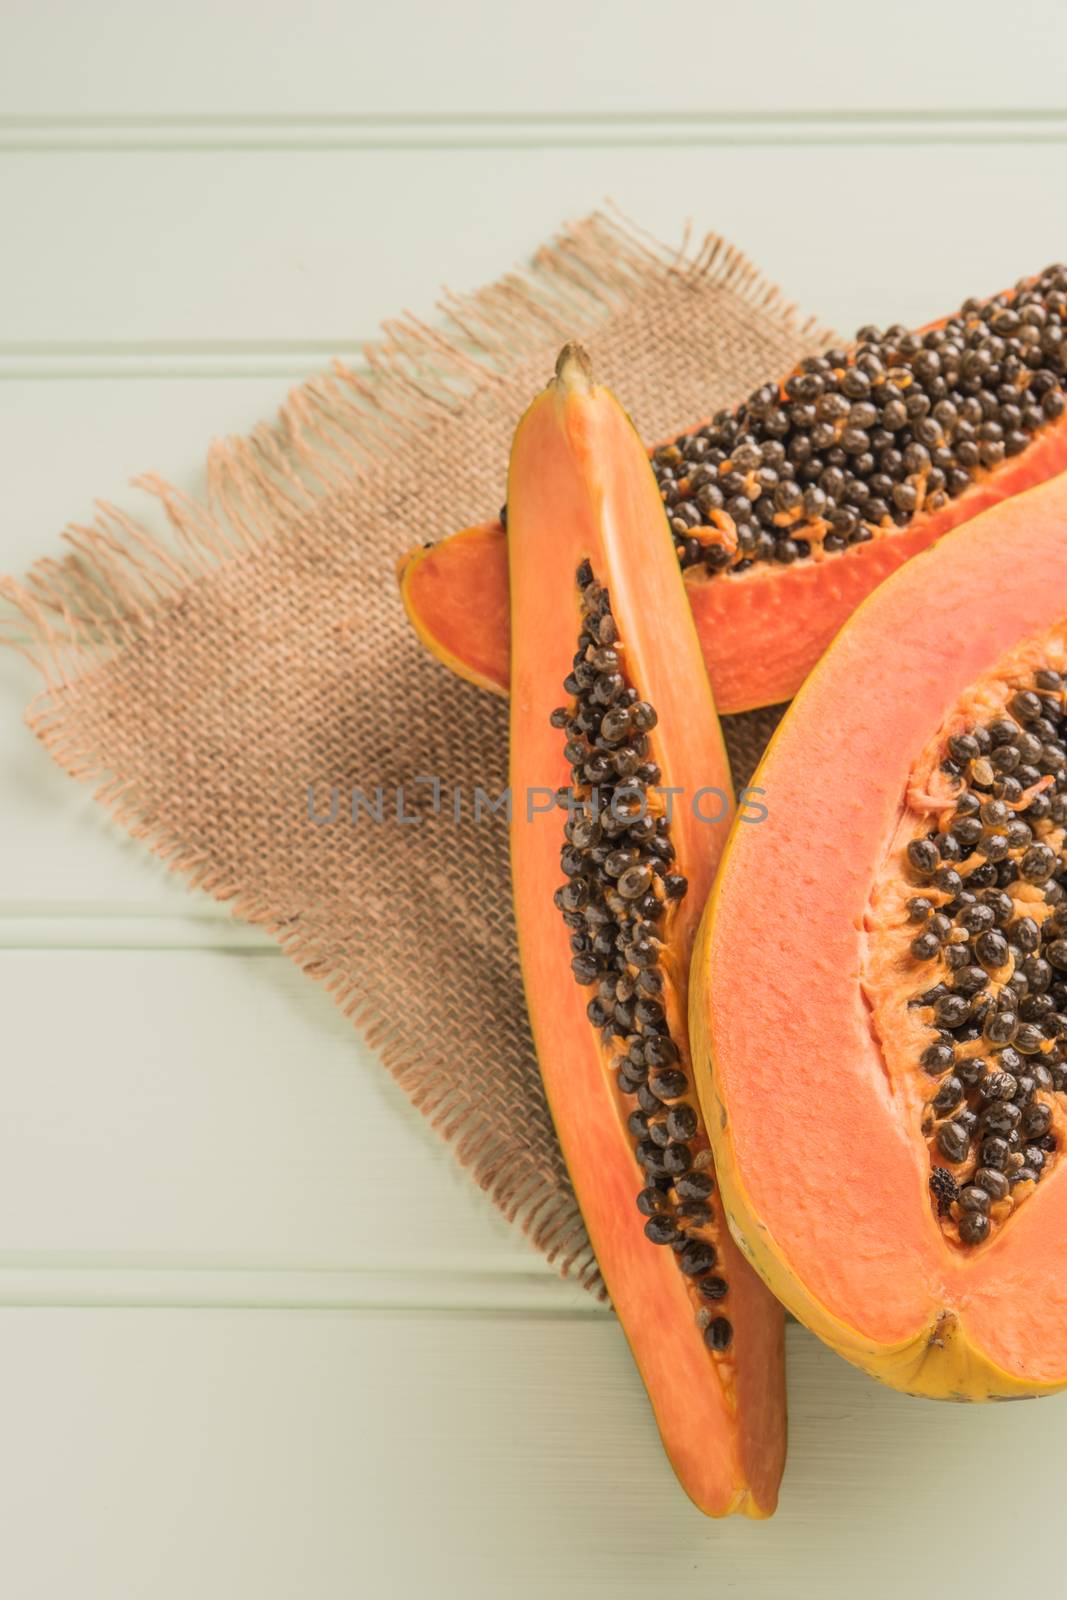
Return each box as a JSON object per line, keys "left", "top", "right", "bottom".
{"left": 958, "top": 1212, "right": 991, "bottom": 1245}
{"left": 704, "top": 1317, "right": 733, "bottom": 1351}
{"left": 679, "top": 1240, "right": 716, "bottom": 1277}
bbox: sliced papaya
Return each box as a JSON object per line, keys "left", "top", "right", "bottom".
{"left": 400, "top": 265, "right": 1067, "bottom": 713}
{"left": 507, "top": 344, "right": 785, "bottom": 1514}
{"left": 691, "top": 470, "right": 1067, "bottom": 1400}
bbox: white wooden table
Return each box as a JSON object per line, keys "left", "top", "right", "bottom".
{"left": 3, "top": 4, "right": 1067, "bottom": 1594}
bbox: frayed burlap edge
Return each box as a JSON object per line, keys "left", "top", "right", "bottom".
{"left": 0, "top": 208, "right": 823, "bottom": 1292}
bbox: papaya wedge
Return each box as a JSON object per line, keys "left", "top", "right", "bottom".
{"left": 692, "top": 469, "right": 1067, "bottom": 1399}
{"left": 507, "top": 345, "right": 785, "bottom": 1513}
{"left": 402, "top": 266, "right": 1067, "bottom": 713}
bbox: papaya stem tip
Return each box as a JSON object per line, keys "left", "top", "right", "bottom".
{"left": 555, "top": 341, "right": 594, "bottom": 391}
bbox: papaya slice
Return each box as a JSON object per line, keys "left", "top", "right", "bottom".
{"left": 691, "top": 469, "right": 1067, "bottom": 1400}
{"left": 507, "top": 344, "right": 785, "bottom": 1514}
{"left": 400, "top": 266, "right": 1067, "bottom": 713}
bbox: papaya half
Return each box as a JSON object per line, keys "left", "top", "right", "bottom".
{"left": 401, "top": 264, "right": 1067, "bottom": 714}
{"left": 691, "top": 469, "right": 1067, "bottom": 1400}
{"left": 507, "top": 344, "right": 785, "bottom": 1514}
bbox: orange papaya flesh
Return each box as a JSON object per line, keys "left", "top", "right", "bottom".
{"left": 691, "top": 470, "right": 1067, "bottom": 1399}
{"left": 507, "top": 345, "right": 786, "bottom": 1515}
{"left": 399, "top": 267, "right": 1067, "bottom": 714}
{"left": 397, "top": 522, "right": 510, "bottom": 698}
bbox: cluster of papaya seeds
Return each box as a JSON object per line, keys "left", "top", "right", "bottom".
{"left": 399, "top": 263, "right": 1067, "bottom": 713}
{"left": 905, "top": 676, "right": 1067, "bottom": 1246}
{"left": 551, "top": 566, "right": 728, "bottom": 1334}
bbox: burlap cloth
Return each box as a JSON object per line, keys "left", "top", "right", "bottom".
{"left": 0, "top": 212, "right": 832, "bottom": 1297}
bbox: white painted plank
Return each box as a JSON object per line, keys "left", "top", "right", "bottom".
{"left": 5, "top": 111, "right": 1067, "bottom": 153}
{"left": 0, "top": 949, "right": 562, "bottom": 1285}
{"left": 0, "top": 0, "right": 1064, "bottom": 117}
{"left": 2, "top": 143, "right": 1067, "bottom": 352}
{"left": 0, "top": 376, "right": 285, "bottom": 571}
{"left": 0, "top": 1309, "right": 1064, "bottom": 1600}
{"left": 0, "top": 915, "right": 265, "bottom": 948}
{"left": 0, "top": 1263, "right": 597, "bottom": 1313}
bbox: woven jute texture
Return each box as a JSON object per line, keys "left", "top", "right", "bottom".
{"left": 0, "top": 212, "right": 828, "bottom": 1296}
